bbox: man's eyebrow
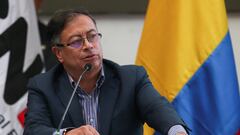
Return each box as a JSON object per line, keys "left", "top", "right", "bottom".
{"left": 67, "top": 29, "right": 97, "bottom": 41}
{"left": 86, "top": 29, "right": 97, "bottom": 34}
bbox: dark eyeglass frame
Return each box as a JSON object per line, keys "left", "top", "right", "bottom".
{"left": 55, "top": 33, "right": 102, "bottom": 48}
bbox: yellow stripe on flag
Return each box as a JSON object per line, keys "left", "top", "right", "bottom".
{"left": 136, "top": 0, "right": 228, "bottom": 101}
{"left": 136, "top": 0, "right": 228, "bottom": 134}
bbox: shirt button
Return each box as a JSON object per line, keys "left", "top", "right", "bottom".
{"left": 90, "top": 118, "right": 94, "bottom": 122}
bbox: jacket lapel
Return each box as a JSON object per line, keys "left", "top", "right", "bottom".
{"left": 56, "top": 70, "right": 84, "bottom": 127}
{"left": 55, "top": 62, "right": 120, "bottom": 134}
{"left": 98, "top": 66, "right": 119, "bottom": 135}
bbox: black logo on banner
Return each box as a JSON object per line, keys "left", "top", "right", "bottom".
{"left": 0, "top": 0, "right": 8, "bottom": 19}
{"left": 0, "top": 4, "right": 44, "bottom": 105}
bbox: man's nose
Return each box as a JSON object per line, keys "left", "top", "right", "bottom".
{"left": 82, "top": 38, "right": 93, "bottom": 49}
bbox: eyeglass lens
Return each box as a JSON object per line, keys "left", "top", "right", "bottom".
{"left": 68, "top": 33, "right": 101, "bottom": 48}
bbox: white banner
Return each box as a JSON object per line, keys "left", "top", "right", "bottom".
{"left": 0, "top": 0, "right": 44, "bottom": 134}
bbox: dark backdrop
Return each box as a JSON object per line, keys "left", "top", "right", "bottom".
{"left": 39, "top": 0, "right": 240, "bottom": 15}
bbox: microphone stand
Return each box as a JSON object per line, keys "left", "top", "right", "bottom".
{"left": 56, "top": 64, "right": 92, "bottom": 134}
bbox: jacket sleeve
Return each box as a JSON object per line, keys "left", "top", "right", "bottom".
{"left": 135, "top": 66, "right": 188, "bottom": 134}
{"left": 23, "top": 77, "right": 56, "bottom": 135}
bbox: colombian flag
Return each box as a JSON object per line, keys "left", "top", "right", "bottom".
{"left": 136, "top": 0, "right": 240, "bottom": 134}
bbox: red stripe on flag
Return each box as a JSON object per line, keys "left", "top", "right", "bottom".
{"left": 17, "top": 108, "right": 27, "bottom": 127}
{"left": 236, "top": 129, "right": 240, "bottom": 135}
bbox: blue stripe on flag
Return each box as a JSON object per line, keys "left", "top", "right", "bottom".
{"left": 171, "top": 32, "right": 240, "bottom": 134}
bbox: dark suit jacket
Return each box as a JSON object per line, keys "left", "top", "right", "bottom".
{"left": 23, "top": 59, "right": 187, "bottom": 135}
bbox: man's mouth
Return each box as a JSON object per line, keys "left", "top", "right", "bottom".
{"left": 83, "top": 54, "right": 97, "bottom": 61}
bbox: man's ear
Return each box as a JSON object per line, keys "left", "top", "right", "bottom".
{"left": 52, "top": 46, "right": 64, "bottom": 63}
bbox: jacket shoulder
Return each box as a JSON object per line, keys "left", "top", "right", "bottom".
{"left": 27, "top": 64, "right": 64, "bottom": 88}
{"left": 103, "top": 59, "right": 146, "bottom": 74}
{"left": 103, "top": 59, "right": 148, "bottom": 85}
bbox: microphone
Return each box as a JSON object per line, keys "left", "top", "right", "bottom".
{"left": 56, "top": 64, "right": 92, "bottom": 134}
{"left": 84, "top": 63, "right": 92, "bottom": 72}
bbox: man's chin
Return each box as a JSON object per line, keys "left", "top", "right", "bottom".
{"left": 87, "top": 60, "right": 102, "bottom": 70}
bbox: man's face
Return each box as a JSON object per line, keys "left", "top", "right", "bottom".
{"left": 53, "top": 15, "right": 103, "bottom": 74}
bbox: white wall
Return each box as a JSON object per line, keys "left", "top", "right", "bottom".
{"left": 95, "top": 15, "right": 143, "bottom": 65}
{"left": 228, "top": 14, "right": 240, "bottom": 85}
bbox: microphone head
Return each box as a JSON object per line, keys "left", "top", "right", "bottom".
{"left": 84, "top": 64, "right": 92, "bottom": 71}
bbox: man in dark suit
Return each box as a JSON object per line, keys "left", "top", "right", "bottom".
{"left": 23, "top": 9, "right": 189, "bottom": 135}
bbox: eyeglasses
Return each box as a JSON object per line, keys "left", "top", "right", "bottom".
{"left": 55, "top": 33, "right": 102, "bottom": 48}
